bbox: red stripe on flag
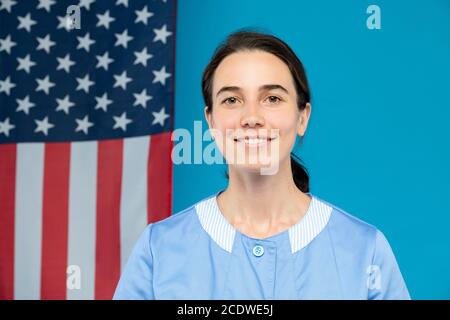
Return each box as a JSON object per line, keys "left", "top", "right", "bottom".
{"left": 147, "top": 132, "right": 173, "bottom": 223}
{"left": 95, "top": 139, "right": 123, "bottom": 300}
{"left": 0, "top": 144, "right": 17, "bottom": 300}
{"left": 40, "top": 143, "right": 71, "bottom": 300}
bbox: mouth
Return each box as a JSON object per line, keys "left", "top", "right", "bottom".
{"left": 233, "top": 136, "right": 276, "bottom": 147}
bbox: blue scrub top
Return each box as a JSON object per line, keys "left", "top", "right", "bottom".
{"left": 113, "top": 190, "right": 411, "bottom": 300}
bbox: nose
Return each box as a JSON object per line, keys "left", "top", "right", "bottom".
{"left": 240, "top": 101, "right": 265, "bottom": 128}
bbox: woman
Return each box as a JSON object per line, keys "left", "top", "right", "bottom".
{"left": 113, "top": 30, "right": 410, "bottom": 299}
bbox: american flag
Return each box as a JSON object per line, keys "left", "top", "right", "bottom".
{"left": 0, "top": 0, "right": 175, "bottom": 299}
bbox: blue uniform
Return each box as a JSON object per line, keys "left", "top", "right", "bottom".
{"left": 113, "top": 190, "right": 410, "bottom": 299}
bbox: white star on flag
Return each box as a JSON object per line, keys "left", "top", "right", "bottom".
{"left": 116, "top": 0, "right": 128, "bottom": 8}
{"left": 37, "top": 0, "right": 56, "bottom": 12}
{"left": 113, "top": 71, "right": 132, "bottom": 90}
{"left": 16, "top": 95, "right": 35, "bottom": 114}
{"left": 36, "top": 34, "right": 56, "bottom": 54}
{"left": 0, "top": 117, "right": 15, "bottom": 137}
{"left": 77, "top": 33, "right": 95, "bottom": 52}
{"left": 95, "top": 93, "right": 113, "bottom": 112}
{"left": 17, "top": 54, "right": 36, "bottom": 73}
{"left": 34, "top": 116, "right": 54, "bottom": 135}
{"left": 0, "top": 35, "right": 17, "bottom": 54}
{"left": 35, "top": 75, "right": 55, "bottom": 95}
{"left": 55, "top": 95, "right": 75, "bottom": 114}
{"left": 135, "top": 6, "right": 153, "bottom": 25}
{"left": 152, "top": 66, "right": 171, "bottom": 86}
{"left": 134, "top": 47, "right": 153, "bottom": 67}
{"left": 96, "top": 10, "right": 115, "bottom": 29}
{"left": 96, "top": 52, "right": 114, "bottom": 71}
{"left": 78, "top": 0, "right": 95, "bottom": 11}
{"left": 113, "top": 112, "right": 132, "bottom": 131}
{"left": 114, "top": 29, "right": 133, "bottom": 49}
{"left": 153, "top": 24, "right": 172, "bottom": 44}
{"left": 133, "top": 89, "right": 152, "bottom": 108}
{"left": 76, "top": 74, "right": 95, "bottom": 93}
{"left": 0, "top": 0, "right": 17, "bottom": 13}
{"left": 75, "top": 115, "right": 94, "bottom": 134}
{"left": 17, "top": 13, "right": 37, "bottom": 32}
{"left": 56, "top": 54, "right": 76, "bottom": 73}
{"left": 57, "top": 15, "right": 73, "bottom": 31}
{"left": 0, "top": 76, "right": 16, "bottom": 95}
{"left": 152, "top": 106, "right": 170, "bottom": 126}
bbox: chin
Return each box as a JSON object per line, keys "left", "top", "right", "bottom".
{"left": 233, "top": 161, "right": 280, "bottom": 175}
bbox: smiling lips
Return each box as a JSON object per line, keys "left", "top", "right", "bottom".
{"left": 233, "top": 136, "right": 276, "bottom": 146}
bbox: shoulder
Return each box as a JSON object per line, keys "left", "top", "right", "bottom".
{"left": 314, "top": 195, "right": 410, "bottom": 299}
{"left": 314, "top": 195, "right": 384, "bottom": 253}
{"left": 316, "top": 195, "right": 379, "bottom": 236}
{"left": 146, "top": 193, "right": 216, "bottom": 247}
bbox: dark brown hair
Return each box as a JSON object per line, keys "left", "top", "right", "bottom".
{"left": 201, "top": 30, "right": 310, "bottom": 192}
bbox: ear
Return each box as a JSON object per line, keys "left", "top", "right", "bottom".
{"left": 297, "top": 102, "right": 312, "bottom": 136}
{"left": 204, "top": 106, "right": 213, "bottom": 129}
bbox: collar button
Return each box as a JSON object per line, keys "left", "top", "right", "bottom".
{"left": 252, "top": 245, "right": 264, "bottom": 257}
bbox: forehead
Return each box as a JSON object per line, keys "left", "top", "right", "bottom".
{"left": 213, "top": 50, "right": 295, "bottom": 95}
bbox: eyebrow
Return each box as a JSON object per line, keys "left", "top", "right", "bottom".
{"left": 215, "top": 84, "right": 289, "bottom": 98}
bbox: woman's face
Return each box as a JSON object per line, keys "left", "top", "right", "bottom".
{"left": 205, "top": 50, "right": 311, "bottom": 175}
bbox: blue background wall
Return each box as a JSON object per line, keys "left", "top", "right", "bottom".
{"left": 173, "top": 0, "right": 450, "bottom": 299}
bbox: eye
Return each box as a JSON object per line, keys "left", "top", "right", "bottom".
{"left": 265, "top": 95, "right": 282, "bottom": 104}
{"left": 222, "top": 97, "right": 239, "bottom": 105}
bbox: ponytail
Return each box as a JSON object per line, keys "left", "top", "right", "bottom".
{"left": 290, "top": 153, "right": 309, "bottom": 193}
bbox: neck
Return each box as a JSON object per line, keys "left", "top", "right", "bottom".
{"left": 218, "top": 160, "right": 311, "bottom": 238}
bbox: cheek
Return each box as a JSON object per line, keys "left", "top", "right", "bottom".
{"left": 271, "top": 109, "right": 299, "bottom": 137}
{"left": 209, "top": 110, "right": 237, "bottom": 151}
{"left": 210, "top": 109, "right": 240, "bottom": 132}
{"left": 270, "top": 112, "right": 300, "bottom": 154}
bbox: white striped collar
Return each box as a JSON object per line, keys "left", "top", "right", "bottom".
{"left": 195, "top": 191, "right": 333, "bottom": 254}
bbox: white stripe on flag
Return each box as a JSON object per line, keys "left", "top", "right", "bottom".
{"left": 66, "top": 141, "right": 98, "bottom": 300}
{"left": 120, "top": 136, "right": 150, "bottom": 271}
{"left": 14, "top": 143, "right": 45, "bottom": 299}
